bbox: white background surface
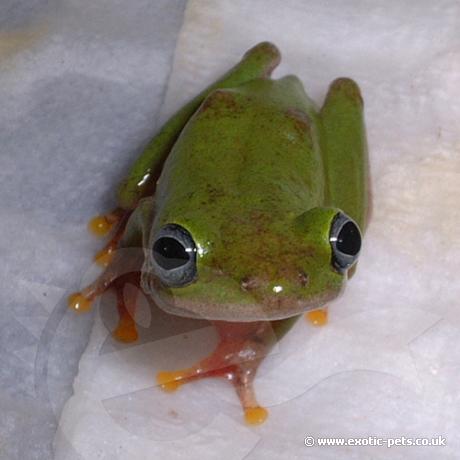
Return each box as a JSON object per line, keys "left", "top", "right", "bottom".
{"left": 2, "top": 1, "right": 460, "bottom": 459}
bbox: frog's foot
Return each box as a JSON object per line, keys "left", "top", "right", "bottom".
{"left": 156, "top": 321, "right": 276, "bottom": 425}
{"left": 112, "top": 273, "right": 139, "bottom": 343}
{"left": 68, "top": 249, "right": 122, "bottom": 311}
{"left": 94, "top": 239, "right": 119, "bottom": 268}
{"left": 69, "top": 271, "right": 141, "bottom": 343}
{"left": 68, "top": 244, "right": 144, "bottom": 316}
{"left": 89, "top": 209, "right": 132, "bottom": 267}
{"left": 305, "top": 307, "right": 328, "bottom": 326}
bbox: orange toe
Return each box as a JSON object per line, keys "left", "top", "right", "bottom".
{"left": 306, "top": 309, "right": 328, "bottom": 327}
{"left": 112, "top": 322, "right": 138, "bottom": 343}
{"left": 68, "top": 292, "right": 92, "bottom": 313}
{"left": 156, "top": 370, "right": 187, "bottom": 392}
{"left": 94, "top": 247, "right": 114, "bottom": 267}
{"left": 244, "top": 406, "right": 268, "bottom": 425}
{"left": 88, "top": 215, "right": 114, "bottom": 237}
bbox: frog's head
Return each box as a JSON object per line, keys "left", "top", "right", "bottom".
{"left": 141, "top": 207, "right": 362, "bottom": 322}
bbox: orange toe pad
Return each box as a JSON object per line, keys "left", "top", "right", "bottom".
{"left": 306, "top": 309, "right": 328, "bottom": 326}
{"left": 112, "top": 322, "right": 138, "bottom": 343}
{"left": 68, "top": 292, "right": 92, "bottom": 313}
{"left": 244, "top": 406, "right": 268, "bottom": 425}
{"left": 156, "top": 371, "right": 186, "bottom": 392}
{"left": 88, "top": 215, "right": 114, "bottom": 237}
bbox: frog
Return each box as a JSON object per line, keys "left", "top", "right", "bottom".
{"left": 68, "top": 42, "right": 369, "bottom": 425}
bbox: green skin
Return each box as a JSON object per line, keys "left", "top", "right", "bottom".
{"left": 117, "top": 42, "right": 369, "bottom": 338}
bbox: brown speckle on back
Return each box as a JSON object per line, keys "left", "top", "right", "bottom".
{"left": 285, "top": 108, "right": 311, "bottom": 137}
{"left": 199, "top": 89, "right": 242, "bottom": 115}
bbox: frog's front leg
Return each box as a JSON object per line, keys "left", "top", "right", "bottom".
{"left": 69, "top": 198, "right": 152, "bottom": 342}
{"left": 68, "top": 246, "right": 143, "bottom": 312}
{"left": 68, "top": 246, "right": 144, "bottom": 343}
{"left": 87, "top": 208, "right": 133, "bottom": 267}
{"left": 156, "top": 321, "right": 277, "bottom": 425}
{"left": 112, "top": 272, "right": 140, "bottom": 343}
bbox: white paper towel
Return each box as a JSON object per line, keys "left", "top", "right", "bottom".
{"left": 55, "top": 1, "right": 460, "bottom": 459}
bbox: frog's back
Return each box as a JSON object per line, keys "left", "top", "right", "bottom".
{"left": 155, "top": 77, "right": 326, "bottom": 224}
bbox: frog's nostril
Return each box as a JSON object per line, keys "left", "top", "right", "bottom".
{"left": 298, "top": 272, "right": 309, "bottom": 287}
{"left": 241, "top": 276, "right": 260, "bottom": 291}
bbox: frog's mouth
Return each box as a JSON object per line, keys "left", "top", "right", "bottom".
{"left": 141, "top": 272, "right": 343, "bottom": 322}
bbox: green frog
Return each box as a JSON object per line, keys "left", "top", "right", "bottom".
{"left": 69, "top": 42, "right": 369, "bottom": 425}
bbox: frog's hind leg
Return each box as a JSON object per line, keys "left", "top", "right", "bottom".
{"left": 116, "top": 42, "right": 281, "bottom": 210}
{"left": 319, "top": 77, "right": 370, "bottom": 232}
{"left": 156, "top": 321, "right": 277, "bottom": 425}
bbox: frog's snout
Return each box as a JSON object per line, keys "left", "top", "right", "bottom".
{"left": 240, "top": 271, "right": 310, "bottom": 292}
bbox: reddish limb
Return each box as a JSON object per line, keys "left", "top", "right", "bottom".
{"left": 68, "top": 208, "right": 143, "bottom": 321}
{"left": 92, "top": 209, "right": 133, "bottom": 267}
{"left": 70, "top": 205, "right": 145, "bottom": 341}
{"left": 156, "top": 321, "right": 278, "bottom": 425}
{"left": 112, "top": 273, "right": 140, "bottom": 343}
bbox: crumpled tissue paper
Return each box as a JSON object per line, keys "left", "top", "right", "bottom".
{"left": 48, "top": 0, "right": 460, "bottom": 458}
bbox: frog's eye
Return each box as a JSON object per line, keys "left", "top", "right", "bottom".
{"left": 151, "top": 224, "right": 197, "bottom": 287}
{"left": 329, "top": 212, "right": 362, "bottom": 273}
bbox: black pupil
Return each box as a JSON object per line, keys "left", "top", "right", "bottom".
{"left": 153, "top": 237, "right": 190, "bottom": 270}
{"left": 337, "top": 222, "right": 361, "bottom": 255}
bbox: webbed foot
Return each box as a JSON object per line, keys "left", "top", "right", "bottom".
{"left": 69, "top": 206, "right": 143, "bottom": 343}
{"left": 156, "top": 321, "right": 276, "bottom": 425}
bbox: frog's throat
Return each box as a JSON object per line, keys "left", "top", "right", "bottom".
{"left": 141, "top": 273, "right": 342, "bottom": 322}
